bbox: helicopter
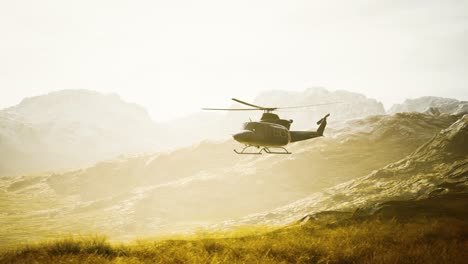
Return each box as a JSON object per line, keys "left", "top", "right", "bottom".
{"left": 203, "top": 98, "right": 333, "bottom": 154}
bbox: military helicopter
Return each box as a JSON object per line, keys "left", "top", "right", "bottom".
{"left": 203, "top": 98, "right": 333, "bottom": 154}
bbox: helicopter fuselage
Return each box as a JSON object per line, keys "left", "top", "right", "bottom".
{"left": 233, "top": 121, "right": 290, "bottom": 147}
{"left": 203, "top": 98, "right": 331, "bottom": 154}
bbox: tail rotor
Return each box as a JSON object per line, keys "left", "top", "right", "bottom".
{"left": 317, "top": 113, "right": 330, "bottom": 125}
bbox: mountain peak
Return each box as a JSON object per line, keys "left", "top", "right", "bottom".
{"left": 252, "top": 88, "right": 385, "bottom": 128}
{"left": 5, "top": 89, "right": 152, "bottom": 124}
{"left": 0, "top": 89, "right": 160, "bottom": 176}
{"left": 389, "top": 96, "right": 468, "bottom": 115}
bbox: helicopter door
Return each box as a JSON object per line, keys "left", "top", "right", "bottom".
{"left": 273, "top": 128, "right": 282, "bottom": 138}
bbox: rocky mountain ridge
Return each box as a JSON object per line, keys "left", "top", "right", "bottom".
{"left": 232, "top": 114, "right": 467, "bottom": 226}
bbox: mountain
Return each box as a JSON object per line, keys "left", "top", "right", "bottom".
{"left": 0, "top": 112, "right": 461, "bottom": 245}
{"left": 222, "top": 87, "right": 386, "bottom": 131}
{"left": 0, "top": 90, "right": 160, "bottom": 176}
{"left": 253, "top": 88, "right": 386, "bottom": 129}
{"left": 389, "top": 96, "right": 468, "bottom": 115}
{"left": 5, "top": 89, "right": 151, "bottom": 125}
{"left": 236, "top": 114, "right": 467, "bottom": 226}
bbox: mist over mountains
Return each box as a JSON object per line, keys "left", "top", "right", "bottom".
{"left": 0, "top": 88, "right": 387, "bottom": 176}
{"left": 0, "top": 90, "right": 160, "bottom": 176}
{"left": 253, "top": 88, "right": 385, "bottom": 128}
{"left": 0, "top": 88, "right": 467, "bottom": 246}
{"left": 1, "top": 107, "right": 466, "bottom": 245}
{"left": 4, "top": 87, "right": 462, "bottom": 177}
{"left": 157, "top": 87, "right": 387, "bottom": 149}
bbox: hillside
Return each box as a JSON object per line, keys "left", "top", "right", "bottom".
{"left": 0, "top": 112, "right": 461, "bottom": 246}
{"left": 236, "top": 114, "right": 467, "bottom": 226}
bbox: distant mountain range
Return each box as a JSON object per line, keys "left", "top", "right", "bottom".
{"left": 1, "top": 88, "right": 466, "bottom": 177}
{"left": 0, "top": 88, "right": 384, "bottom": 176}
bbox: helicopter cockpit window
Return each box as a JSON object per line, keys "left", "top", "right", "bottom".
{"left": 243, "top": 123, "right": 255, "bottom": 131}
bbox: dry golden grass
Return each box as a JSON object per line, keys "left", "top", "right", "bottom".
{"left": 1, "top": 217, "right": 467, "bottom": 264}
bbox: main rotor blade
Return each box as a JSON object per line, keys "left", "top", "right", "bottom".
{"left": 203, "top": 101, "right": 342, "bottom": 112}
{"left": 202, "top": 108, "right": 261, "bottom": 111}
{"left": 276, "top": 102, "right": 343, "bottom": 109}
{"left": 231, "top": 98, "right": 270, "bottom": 110}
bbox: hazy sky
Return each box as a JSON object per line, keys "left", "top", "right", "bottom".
{"left": 1, "top": 0, "right": 467, "bottom": 121}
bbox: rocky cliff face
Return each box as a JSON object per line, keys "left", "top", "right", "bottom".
{"left": 389, "top": 96, "right": 468, "bottom": 115}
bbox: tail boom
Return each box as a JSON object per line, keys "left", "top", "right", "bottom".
{"left": 289, "top": 113, "right": 329, "bottom": 143}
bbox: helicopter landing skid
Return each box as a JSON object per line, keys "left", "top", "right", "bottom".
{"left": 263, "top": 147, "right": 291, "bottom": 154}
{"left": 234, "top": 146, "right": 262, "bottom": 155}
{"left": 234, "top": 146, "right": 291, "bottom": 155}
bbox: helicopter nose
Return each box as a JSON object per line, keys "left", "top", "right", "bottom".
{"left": 233, "top": 131, "right": 253, "bottom": 143}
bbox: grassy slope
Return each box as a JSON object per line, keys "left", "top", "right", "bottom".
{"left": 1, "top": 215, "right": 466, "bottom": 264}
